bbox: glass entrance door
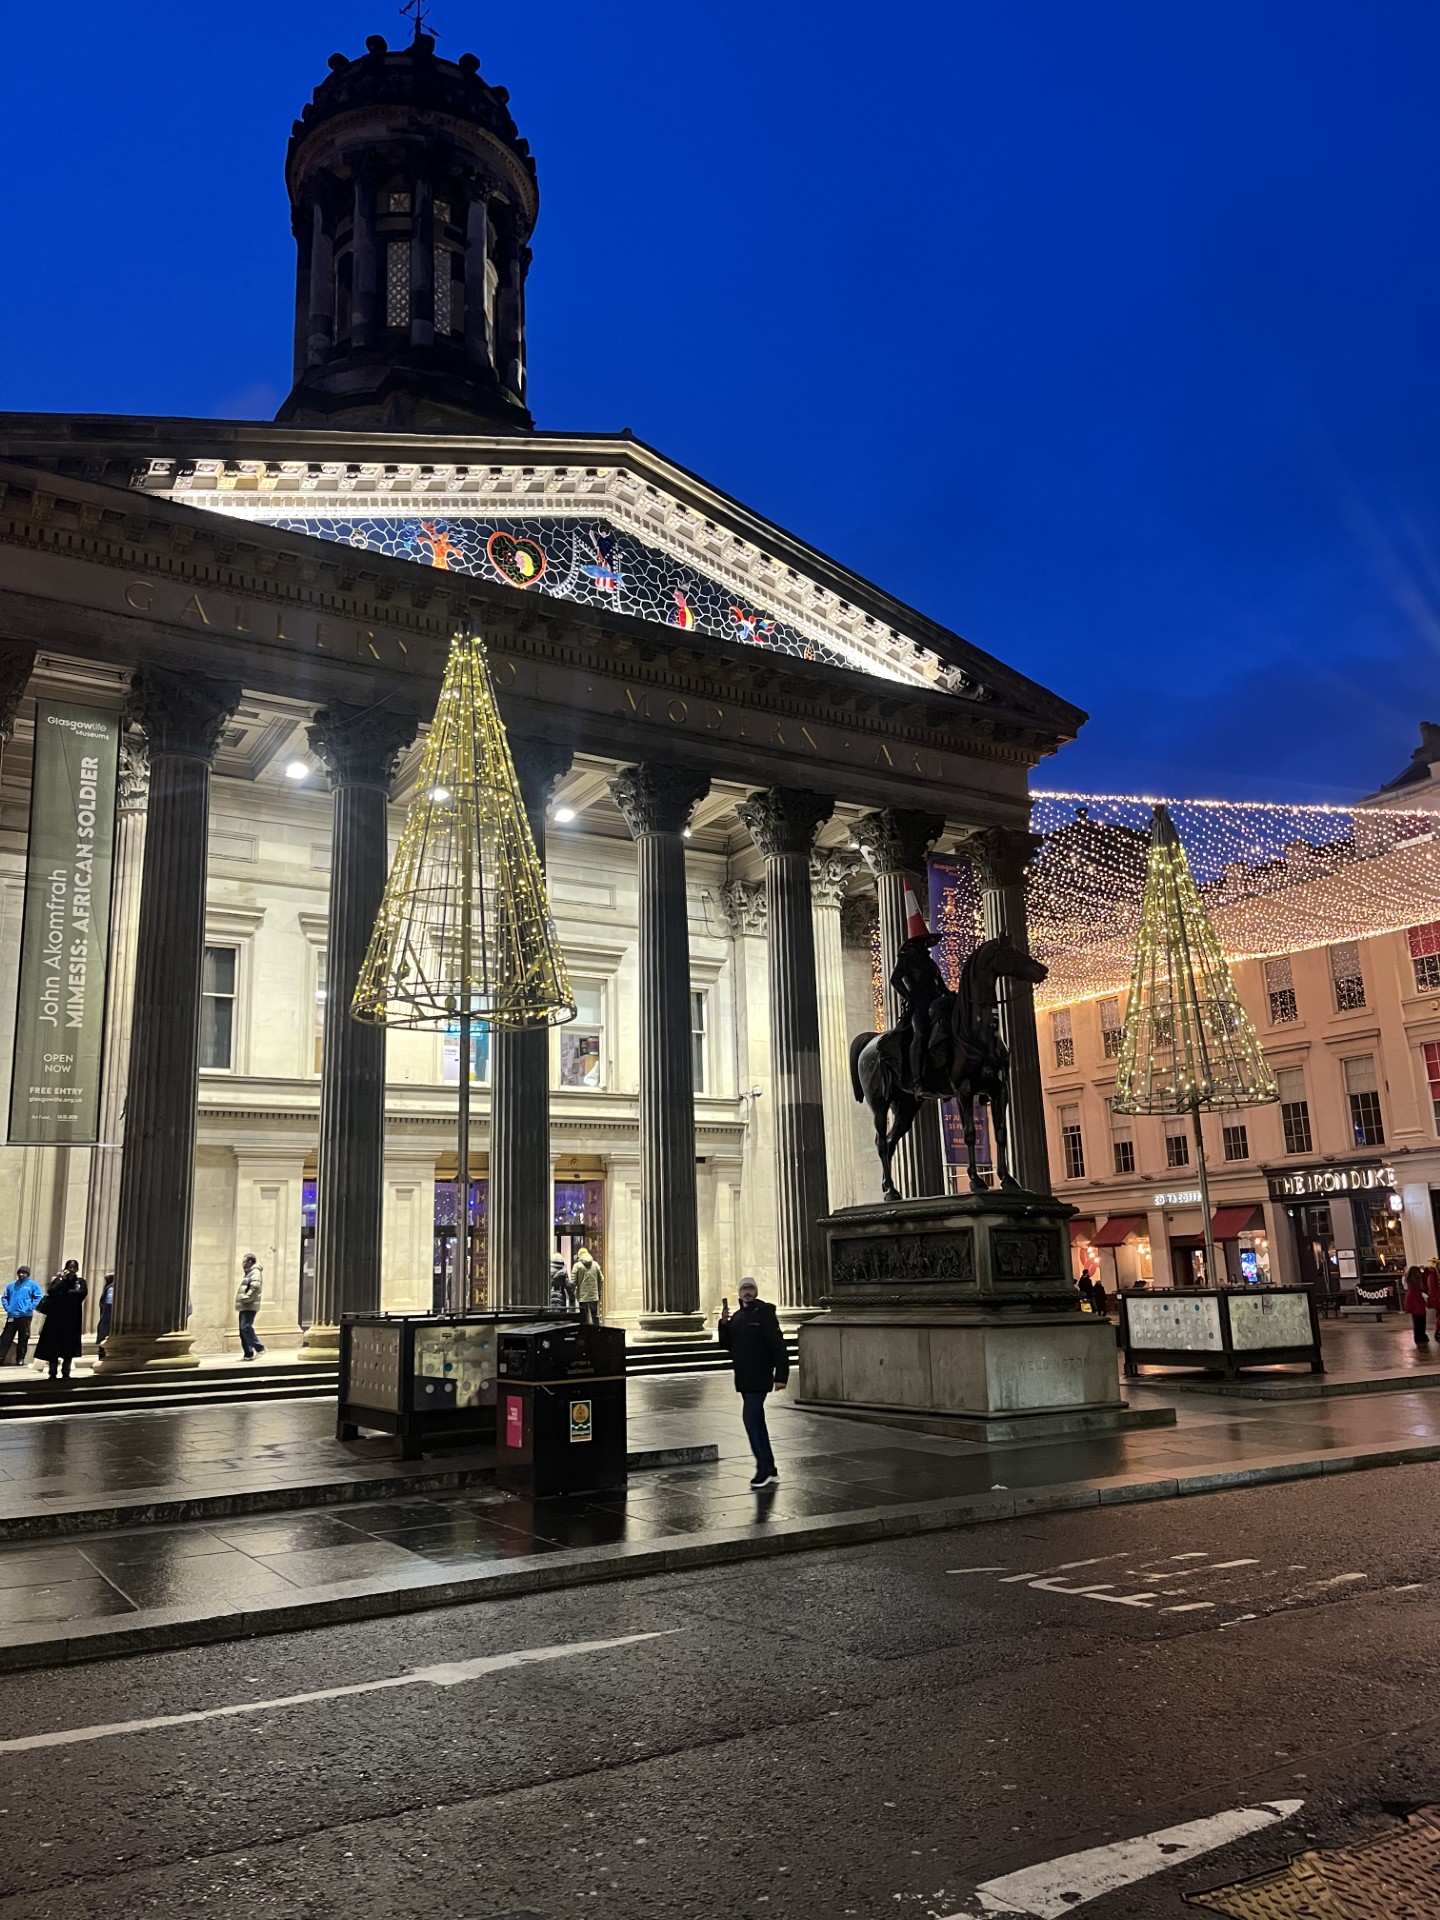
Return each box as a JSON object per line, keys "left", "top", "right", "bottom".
{"left": 554, "top": 1178, "right": 605, "bottom": 1276}
{"left": 433, "top": 1177, "right": 489, "bottom": 1311}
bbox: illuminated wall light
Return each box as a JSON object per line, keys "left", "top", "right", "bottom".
{"left": 553, "top": 806, "right": 576, "bottom": 824}
{"left": 284, "top": 761, "right": 309, "bottom": 781}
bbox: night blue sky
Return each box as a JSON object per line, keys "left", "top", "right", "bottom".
{"left": 3, "top": 2, "right": 1437, "bottom": 803}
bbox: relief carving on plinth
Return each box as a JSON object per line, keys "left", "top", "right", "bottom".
{"left": 831, "top": 1231, "right": 975, "bottom": 1286}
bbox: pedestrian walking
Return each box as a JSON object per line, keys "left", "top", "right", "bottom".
{"left": 1427, "top": 1262, "right": 1440, "bottom": 1343}
{"left": 235, "top": 1254, "right": 265, "bottom": 1359}
{"left": 1077, "top": 1271, "right": 1094, "bottom": 1311}
{"left": 1403, "top": 1266, "right": 1431, "bottom": 1346}
{"left": 1091, "top": 1277, "right": 1110, "bottom": 1319}
{"left": 35, "top": 1261, "right": 86, "bottom": 1381}
{"left": 548, "top": 1257, "right": 575, "bottom": 1312}
{"left": 718, "top": 1277, "right": 790, "bottom": 1489}
{"left": 96, "top": 1275, "right": 115, "bottom": 1358}
{"left": 0, "top": 1267, "right": 42, "bottom": 1366}
{"left": 572, "top": 1245, "right": 603, "bottom": 1327}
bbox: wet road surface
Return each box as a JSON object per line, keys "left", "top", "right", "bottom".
{"left": 3, "top": 1464, "right": 1440, "bottom": 1917}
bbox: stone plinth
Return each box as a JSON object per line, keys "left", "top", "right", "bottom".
{"left": 797, "top": 1193, "right": 1173, "bottom": 1441}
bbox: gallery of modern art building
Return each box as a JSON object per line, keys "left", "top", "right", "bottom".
{"left": 0, "top": 29, "right": 1082, "bottom": 1362}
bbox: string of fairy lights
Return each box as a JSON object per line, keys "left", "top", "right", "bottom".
{"left": 1023, "top": 789, "right": 1440, "bottom": 1009}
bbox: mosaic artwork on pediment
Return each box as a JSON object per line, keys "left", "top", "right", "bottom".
{"left": 268, "top": 514, "right": 859, "bottom": 671}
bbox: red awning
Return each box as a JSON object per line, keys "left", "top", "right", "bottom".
{"left": 1211, "top": 1205, "right": 1263, "bottom": 1240}
{"left": 1068, "top": 1218, "right": 1097, "bottom": 1242}
{"left": 1094, "top": 1215, "right": 1146, "bottom": 1247}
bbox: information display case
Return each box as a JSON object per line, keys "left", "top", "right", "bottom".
{"left": 337, "top": 1311, "right": 548, "bottom": 1456}
{"left": 1119, "top": 1287, "right": 1323, "bottom": 1379}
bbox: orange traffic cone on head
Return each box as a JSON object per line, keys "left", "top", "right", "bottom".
{"left": 903, "top": 882, "right": 930, "bottom": 940}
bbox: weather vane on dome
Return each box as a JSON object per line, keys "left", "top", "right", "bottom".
{"left": 400, "top": 0, "right": 435, "bottom": 41}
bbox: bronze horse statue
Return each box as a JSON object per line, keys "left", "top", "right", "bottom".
{"left": 849, "top": 936, "right": 1049, "bottom": 1202}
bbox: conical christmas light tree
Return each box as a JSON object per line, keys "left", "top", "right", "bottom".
{"left": 1112, "top": 805, "right": 1276, "bottom": 1289}
{"left": 353, "top": 629, "right": 575, "bottom": 1308}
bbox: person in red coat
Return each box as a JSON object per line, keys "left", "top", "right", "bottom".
{"left": 1403, "top": 1267, "right": 1430, "bottom": 1346}
{"left": 1426, "top": 1263, "right": 1440, "bottom": 1340}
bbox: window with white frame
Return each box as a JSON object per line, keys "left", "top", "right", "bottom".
{"left": 691, "top": 990, "right": 708, "bottom": 1095}
{"left": 1330, "top": 941, "right": 1366, "bottom": 1012}
{"left": 1343, "top": 1052, "right": 1384, "bottom": 1146}
{"left": 1058, "top": 1103, "right": 1085, "bottom": 1180}
{"left": 313, "top": 950, "right": 327, "bottom": 1074}
{"left": 441, "top": 1025, "right": 491, "bottom": 1087}
{"left": 1424, "top": 1042, "right": 1440, "bottom": 1131}
{"left": 1410, "top": 922, "right": 1440, "bottom": 992}
{"left": 200, "top": 945, "right": 238, "bottom": 1071}
{"left": 1222, "top": 1122, "right": 1250, "bottom": 1161}
{"left": 1276, "top": 1065, "right": 1312, "bottom": 1154}
{"left": 1165, "top": 1131, "right": 1190, "bottom": 1169}
{"left": 1107, "top": 1100, "right": 1135, "bottom": 1175}
{"left": 1264, "top": 955, "right": 1298, "bottom": 1024}
{"left": 1051, "top": 1007, "right": 1074, "bottom": 1069}
{"left": 559, "top": 982, "right": 605, "bottom": 1089}
{"left": 1099, "top": 996, "right": 1124, "bottom": 1058}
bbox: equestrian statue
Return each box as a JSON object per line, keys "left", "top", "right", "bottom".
{"left": 850, "top": 885, "right": 1048, "bottom": 1203}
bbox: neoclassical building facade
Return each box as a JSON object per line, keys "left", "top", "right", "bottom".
{"left": 0, "top": 29, "right": 1082, "bottom": 1360}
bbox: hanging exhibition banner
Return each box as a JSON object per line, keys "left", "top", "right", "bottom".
{"left": 7, "top": 701, "right": 120, "bottom": 1145}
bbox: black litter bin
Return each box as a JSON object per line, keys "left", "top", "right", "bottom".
{"left": 494, "top": 1322, "right": 626, "bottom": 1497}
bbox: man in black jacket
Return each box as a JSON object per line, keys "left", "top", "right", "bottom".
{"left": 718, "top": 1278, "right": 790, "bottom": 1488}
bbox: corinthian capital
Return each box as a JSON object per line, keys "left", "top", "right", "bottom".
{"left": 737, "top": 787, "right": 834, "bottom": 860}
{"left": 809, "top": 848, "right": 860, "bottom": 909}
{"left": 118, "top": 733, "right": 150, "bottom": 814}
{"left": 126, "top": 666, "right": 242, "bottom": 764}
{"left": 851, "top": 807, "right": 945, "bottom": 879}
{"left": 956, "top": 825, "right": 1042, "bottom": 892}
{"left": 610, "top": 763, "right": 710, "bottom": 839}
{"left": 308, "top": 703, "right": 418, "bottom": 794}
{"left": 719, "top": 880, "right": 767, "bottom": 937}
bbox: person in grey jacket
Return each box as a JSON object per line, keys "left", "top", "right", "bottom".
{"left": 235, "top": 1255, "right": 265, "bottom": 1359}
{"left": 572, "top": 1246, "right": 603, "bottom": 1326}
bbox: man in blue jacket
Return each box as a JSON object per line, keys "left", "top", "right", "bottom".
{"left": 718, "top": 1278, "right": 790, "bottom": 1488}
{"left": 0, "top": 1267, "right": 43, "bottom": 1366}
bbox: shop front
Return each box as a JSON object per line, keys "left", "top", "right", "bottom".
{"left": 1267, "top": 1159, "right": 1403, "bottom": 1301}
{"left": 1092, "top": 1214, "right": 1154, "bottom": 1290}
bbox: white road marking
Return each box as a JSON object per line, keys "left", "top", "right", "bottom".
{"left": 1209, "top": 1559, "right": 1260, "bottom": 1570}
{"left": 0, "top": 1630, "right": 680, "bottom": 1756}
{"left": 947, "top": 1567, "right": 1011, "bottom": 1576}
{"left": 962, "top": 1798, "right": 1304, "bottom": 1917}
{"left": 1163, "top": 1602, "right": 1215, "bottom": 1613}
{"left": 1323, "top": 1573, "right": 1368, "bottom": 1585}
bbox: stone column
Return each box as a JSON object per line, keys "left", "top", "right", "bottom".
{"left": 489, "top": 737, "right": 573, "bottom": 1309}
{"left": 464, "top": 189, "right": 491, "bottom": 368}
{"left": 737, "top": 789, "right": 835, "bottom": 1313}
{"left": 303, "top": 704, "right": 417, "bottom": 1352}
{"left": 611, "top": 764, "right": 710, "bottom": 1330}
{"left": 852, "top": 808, "right": 947, "bottom": 1199}
{"left": 810, "top": 848, "right": 861, "bottom": 1212}
{"left": 105, "top": 667, "right": 241, "bottom": 1370}
{"left": 495, "top": 227, "right": 525, "bottom": 397}
{"left": 306, "top": 201, "right": 333, "bottom": 368}
{"left": 350, "top": 172, "right": 379, "bottom": 349}
{"left": 958, "top": 825, "right": 1050, "bottom": 1195}
{"left": 82, "top": 737, "right": 149, "bottom": 1286}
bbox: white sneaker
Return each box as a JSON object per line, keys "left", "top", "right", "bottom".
{"left": 750, "top": 1470, "right": 779, "bottom": 1488}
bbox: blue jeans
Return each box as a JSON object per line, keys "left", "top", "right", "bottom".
{"left": 238, "top": 1310, "right": 263, "bottom": 1357}
{"left": 741, "top": 1390, "right": 776, "bottom": 1477}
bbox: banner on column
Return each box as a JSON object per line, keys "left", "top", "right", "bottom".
{"left": 7, "top": 702, "right": 120, "bottom": 1145}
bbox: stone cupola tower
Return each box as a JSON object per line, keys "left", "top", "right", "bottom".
{"left": 277, "top": 27, "right": 538, "bottom": 434}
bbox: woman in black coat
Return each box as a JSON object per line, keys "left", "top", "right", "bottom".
{"left": 36, "top": 1262, "right": 87, "bottom": 1380}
